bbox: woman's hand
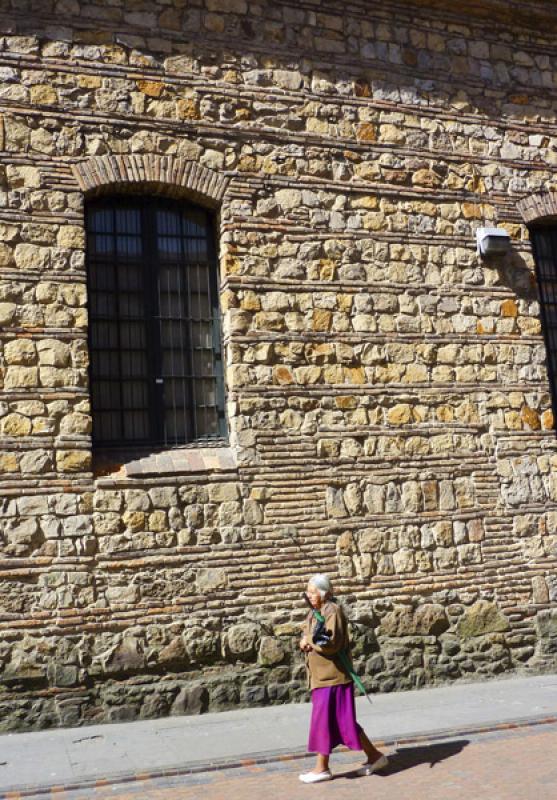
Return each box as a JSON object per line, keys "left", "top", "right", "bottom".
{"left": 300, "top": 636, "right": 313, "bottom": 653}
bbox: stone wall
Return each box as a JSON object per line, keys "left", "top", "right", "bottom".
{"left": 2, "top": 0, "right": 557, "bottom": 730}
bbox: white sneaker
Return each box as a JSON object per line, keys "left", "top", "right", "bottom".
{"left": 356, "top": 754, "right": 389, "bottom": 776}
{"left": 298, "top": 770, "right": 333, "bottom": 783}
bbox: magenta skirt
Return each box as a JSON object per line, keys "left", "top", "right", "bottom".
{"left": 307, "top": 683, "right": 363, "bottom": 754}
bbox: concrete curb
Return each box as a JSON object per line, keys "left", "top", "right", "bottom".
{"left": 2, "top": 713, "right": 556, "bottom": 799}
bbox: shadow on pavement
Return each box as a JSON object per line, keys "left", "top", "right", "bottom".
{"left": 340, "top": 739, "right": 470, "bottom": 780}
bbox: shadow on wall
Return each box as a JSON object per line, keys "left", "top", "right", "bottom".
{"left": 495, "top": 252, "right": 539, "bottom": 302}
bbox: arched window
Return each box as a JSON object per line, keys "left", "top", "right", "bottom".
{"left": 529, "top": 223, "right": 557, "bottom": 420}
{"left": 86, "top": 196, "right": 226, "bottom": 447}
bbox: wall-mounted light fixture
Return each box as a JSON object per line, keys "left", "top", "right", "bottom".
{"left": 476, "top": 227, "right": 511, "bottom": 257}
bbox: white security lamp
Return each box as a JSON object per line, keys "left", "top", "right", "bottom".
{"left": 476, "top": 227, "right": 511, "bottom": 257}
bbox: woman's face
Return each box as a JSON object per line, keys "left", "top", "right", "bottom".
{"left": 306, "top": 583, "right": 323, "bottom": 609}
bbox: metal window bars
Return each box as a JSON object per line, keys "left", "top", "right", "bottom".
{"left": 86, "top": 196, "right": 226, "bottom": 448}
{"left": 530, "top": 224, "right": 557, "bottom": 426}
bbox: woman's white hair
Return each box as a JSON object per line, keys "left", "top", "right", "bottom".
{"left": 308, "top": 573, "right": 333, "bottom": 599}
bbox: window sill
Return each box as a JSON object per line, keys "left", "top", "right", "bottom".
{"left": 93, "top": 442, "right": 236, "bottom": 482}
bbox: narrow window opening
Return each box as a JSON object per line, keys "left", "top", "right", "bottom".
{"left": 86, "top": 196, "right": 226, "bottom": 448}
{"left": 529, "top": 223, "right": 557, "bottom": 424}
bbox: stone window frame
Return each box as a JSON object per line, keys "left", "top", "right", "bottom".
{"left": 71, "top": 155, "right": 236, "bottom": 479}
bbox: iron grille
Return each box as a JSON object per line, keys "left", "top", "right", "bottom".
{"left": 86, "top": 196, "right": 226, "bottom": 447}
{"left": 530, "top": 224, "right": 557, "bottom": 423}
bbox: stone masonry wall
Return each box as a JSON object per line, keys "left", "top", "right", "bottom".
{"left": 2, "top": 0, "right": 557, "bottom": 730}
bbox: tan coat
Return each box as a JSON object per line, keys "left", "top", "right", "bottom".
{"left": 303, "top": 601, "right": 353, "bottom": 690}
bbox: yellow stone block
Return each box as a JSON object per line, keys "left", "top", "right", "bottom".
{"left": 274, "top": 366, "right": 294, "bottom": 385}
{"left": 5, "top": 338, "right": 36, "bottom": 366}
{"left": 220, "top": 290, "right": 237, "bottom": 311}
{"left": 57, "top": 225, "right": 85, "bottom": 249}
{"left": 4, "top": 366, "right": 38, "bottom": 389}
{"left": 387, "top": 404, "right": 412, "bottom": 425}
{"left": 224, "top": 256, "right": 241, "bottom": 275}
{"left": 57, "top": 450, "right": 92, "bottom": 472}
{"left": 348, "top": 408, "right": 368, "bottom": 426}
{"left": 413, "top": 405, "right": 428, "bottom": 423}
{"left": 355, "top": 162, "right": 380, "bottom": 180}
{"left": 351, "top": 195, "right": 379, "bottom": 210}
{"left": 363, "top": 212, "right": 385, "bottom": 230}
{"left": 455, "top": 402, "right": 479, "bottom": 424}
{"left": 306, "top": 342, "right": 334, "bottom": 363}
{"left": 238, "top": 155, "right": 257, "bottom": 171}
{"left": 30, "top": 85, "right": 58, "bottom": 105}
{"left": 104, "top": 45, "right": 127, "bottom": 65}
{"left": 404, "top": 363, "right": 428, "bottom": 383}
{"left": 0, "top": 303, "right": 17, "bottom": 326}
{"left": 504, "top": 410, "right": 522, "bottom": 430}
{"left": 414, "top": 201, "right": 437, "bottom": 217}
{"left": 336, "top": 294, "right": 352, "bottom": 312}
{"left": 176, "top": 98, "right": 200, "bottom": 120}
{"left": 354, "top": 79, "right": 371, "bottom": 97}
{"left": 356, "top": 123, "right": 377, "bottom": 142}
{"left": 500, "top": 298, "right": 518, "bottom": 318}
{"left": 376, "top": 363, "right": 403, "bottom": 382}
{"left": 123, "top": 511, "right": 145, "bottom": 532}
{"left": 436, "top": 405, "right": 454, "bottom": 423}
{"left": 312, "top": 309, "right": 332, "bottom": 332}
{"left": 476, "top": 319, "right": 495, "bottom": 334}
{"left": 521, "top": 406, "right": 541, "bottom": 430}
{"left": 461, "top": 203, "right": 482, "bottom": 219}
{"left": 432, "top": 365, "right": 453, "bottom": 382}
{"left": 306, "top": 118, "right": 328, "bottom": 135}
{"left": 240, "top": 292, "right": 261, "bottom": 312}
{"left": 137, "top": 80, "right": 165, "bottom": 97}
{"left": 261, "top": 158, "right": 278, "bottom": 174}
{"left": 78, "top": 75, "right": 102, "bottom": 89}
{"left": 518, "top": 317, "right": 541, "bottom": 335}
{"left": 542, "top": 409, "right": 554, "bottom": 430}
{"left": 149, "top": 510, "right": 167, "bottom": 532}
{"left": 344, "top": 366, "right": 365, "bottom": 384}
{"left": 0, "top": 452, "right": 18, "bottom": 473}
{"left": 335, "top": 395, "right": 358, "bottom": 409}
{"left": 1, "top": 413, "right": 31, "bottom": 437}
{"left": 379, "top": 123, "right": 404, "bottom": 144}
{"left": 323, "top": 365, "right": 344, "bottom": 383}
{"left": 295, "top": 366, "right": 322, "bottom": 384}
{"left": 319, "top": 259, "right": 336, "bottom": 281}
{"left": 412, "top": 169, "right": 441, "bottom": 188}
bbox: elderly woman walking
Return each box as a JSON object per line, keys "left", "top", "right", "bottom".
{"left": 298, "top": 574, "right": 388, "bottom": 784}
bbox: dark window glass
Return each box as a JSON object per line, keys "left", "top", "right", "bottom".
{"left": 86, "top": 197, "right": 226, "bottom": 447}
{"left": 530, "top": 225, "right": 557, "bottom": 422}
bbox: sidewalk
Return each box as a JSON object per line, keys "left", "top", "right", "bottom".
{"left": 1, "top": 673, "right": 557, "bottom": 795}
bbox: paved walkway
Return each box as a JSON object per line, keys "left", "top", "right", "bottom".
{"left": 45, "top": 722, "right": 557, "bottom": 800}
{"left": 1, "top": 673, "right": 557, "bottom": 796}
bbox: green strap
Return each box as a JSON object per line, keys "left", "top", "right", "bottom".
{"left": 311, "top": 608, "right": 372, "bottom": 705}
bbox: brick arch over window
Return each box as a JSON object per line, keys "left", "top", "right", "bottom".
{"left": 517, "top": 191, "right": 557, "bottom": 224}
{"left": 72, "top": 155, "right": 229, "bottom": 207}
